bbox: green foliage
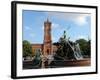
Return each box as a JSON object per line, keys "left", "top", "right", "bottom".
{"left": 23, "top": 40, "right": 32, "bottom": 57}
{"left": 76, "top": 39, "right": 91, "bottom": 57}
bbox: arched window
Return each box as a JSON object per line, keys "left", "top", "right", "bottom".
{"left": 47, "top": 49, "right": 49, "bottom": 55}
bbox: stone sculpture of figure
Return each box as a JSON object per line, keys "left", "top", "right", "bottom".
{"left": 41, "top": 54, "right": 45, "bottom": 68}
{"left": 41, "top": 52, "right": 49, "bottom": 68}
{"left": 63, "top": 30, "right": 66, "bottom": 39}
{"left": 63, "top": 30, "right": 69, "bottom": 41}
{"left": 47, "top": 53, "right": 54, "bottom": 65}
{"left": 32, "top": 49, "right": 42, "bottom": 68}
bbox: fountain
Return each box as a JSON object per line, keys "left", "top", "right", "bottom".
{"left": 67, "top": 40, "right": 83, "bottom": 60}
{"left": 49, "top": 30, "right": 90, "bottom": 67}
{"left": 25, "top": 31, "right": 91, "bottom": 69}
{"left": 63, "top": 30, "right": 83, "bottom": 60}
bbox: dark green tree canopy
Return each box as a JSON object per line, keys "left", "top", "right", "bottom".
{"left": 76, "top": 39, "right": 91, "bottom": 57}
{"left": 23, "top": 40, "right": 32, "bottom": 57}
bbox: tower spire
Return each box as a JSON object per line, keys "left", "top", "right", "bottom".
{"left": 43, "top": 18, "right": 52, "bottom": 55}
{"left": 47, "top": 18, "right": 49, "bottom": 22}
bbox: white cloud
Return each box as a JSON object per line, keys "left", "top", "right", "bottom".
{"left": 52, "top": 23, "right": 60, "bottom": 29}
{"left": 74, "top": 15, "right": 87, "bottom": 26}
{"left": 42, "top": 26, "right": 44, "bottom": 30}
{"left": 52, "top": 36, "right": 56, "bottom": 41}
{"left": 25, "top": 26, "right": 31, "bottom": 30}
{"left": 29, "top": 33, "right": 35, "bottom": 38}
{"left": 46, "top": 12, "right": 90, "bottom": 26}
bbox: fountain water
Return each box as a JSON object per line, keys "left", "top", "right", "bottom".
{"left": 62, "top": 30, "right": 83, "bottom": 60}
{"left": 67, "top": 39, "right": 83, "bottom": 60}
{"left": 74, "top": 43, "right": 83, "bottom": 60}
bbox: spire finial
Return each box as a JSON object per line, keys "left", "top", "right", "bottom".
{"left": 47, "top": 18, "right": 49, "bottom": 22}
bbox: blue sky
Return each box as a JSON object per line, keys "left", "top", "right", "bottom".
{"left": 22, "top": 10, "right": 91, "bottom": 44}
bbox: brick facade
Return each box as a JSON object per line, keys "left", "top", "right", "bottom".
{"left": 32, "top": 19, "right": 57, "bottom": 56}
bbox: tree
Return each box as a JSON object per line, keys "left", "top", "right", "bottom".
{"left": 87, "top": 40, "right": 91, "bottom": 57}
{"left": 23, "top": 40, "right": 32, "bottom": 58}
{"left": 76, "top": 39, "right": 91, "bottom": 57}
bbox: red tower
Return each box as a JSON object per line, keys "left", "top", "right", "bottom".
{"left": 43, "top": 19, "right": 52, "bottom": 55}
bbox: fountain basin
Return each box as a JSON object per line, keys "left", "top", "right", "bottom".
{"left": 49, "top": 58, "right": 91, "bottom": 67}
{"left": 23, "top": 58, "right": 91, "bottom": 69}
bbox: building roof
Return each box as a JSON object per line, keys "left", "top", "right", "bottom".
{"left": 31, "top": 44, "right": 43, "bottom": 46}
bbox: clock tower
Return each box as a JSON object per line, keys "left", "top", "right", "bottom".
{"left": 43, "top": 19, "right": 52, "bottom": 55}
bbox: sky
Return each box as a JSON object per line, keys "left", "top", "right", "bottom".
{"left": 22, "top": 10, "right": 91, "bottom": 44}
